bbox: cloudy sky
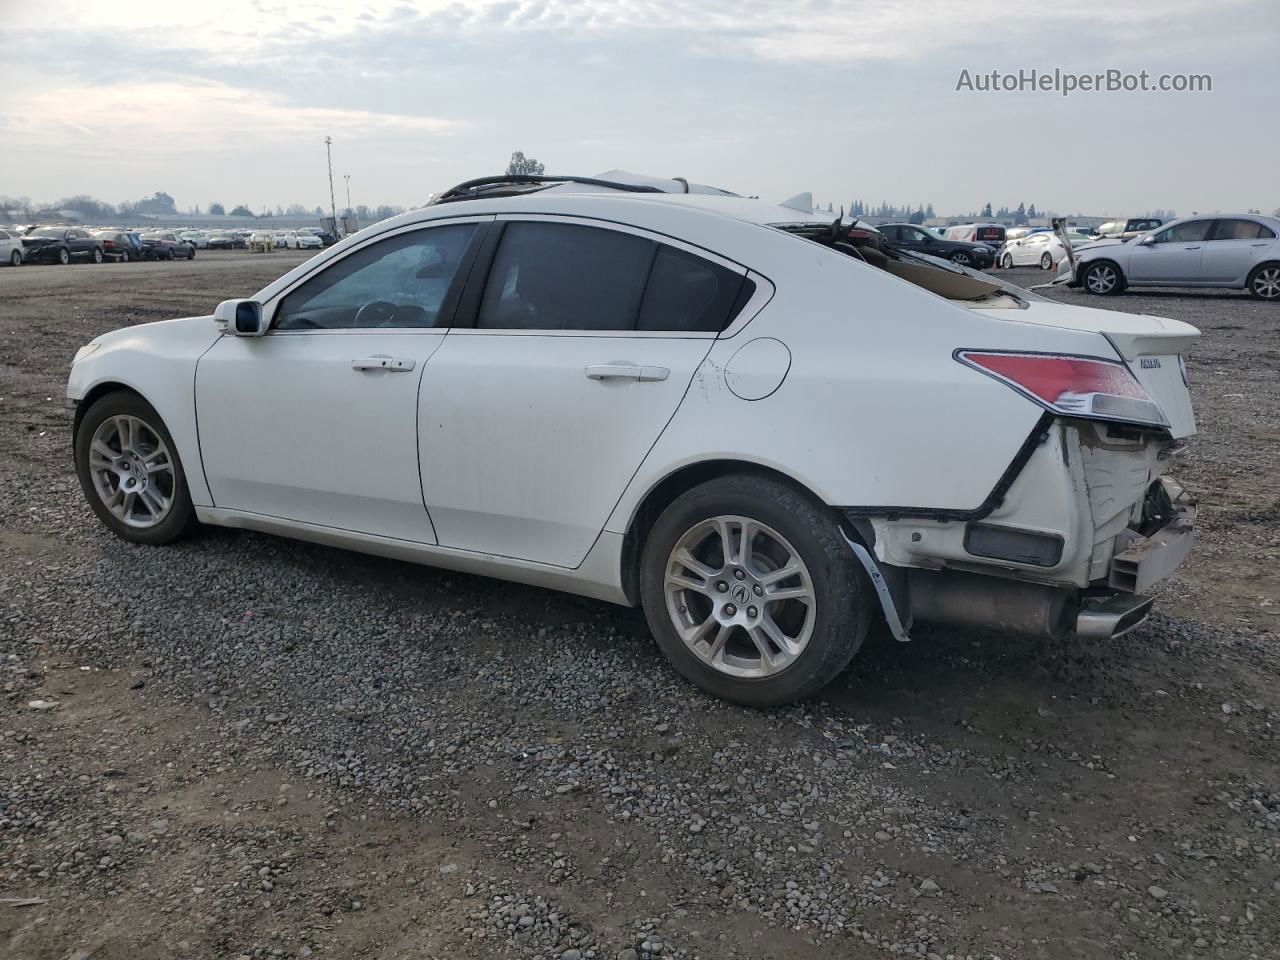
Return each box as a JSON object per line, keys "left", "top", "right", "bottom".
{"left": 2, "top": 0, "right": 1276, "bottom": 216}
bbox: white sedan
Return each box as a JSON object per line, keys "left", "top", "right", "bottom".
{"left": 285, "top": 230, "right": 324, "bottom": 250}
{"left": 998, "top": 232, "right": 1068, "bottom": 269}
{"left": 67, "top": 174, "right": 1200, "bottom": 705}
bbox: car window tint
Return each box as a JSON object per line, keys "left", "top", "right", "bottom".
{"left": 637, "top": 245, "right": 745, "bottom": 333}
{"left": 1213, "top": 219, "right": 1273, "bottom": 240}
{"left": 276, "top": 222, "right": 476, "bottom": 331}
{"left": 879, "top": 226, "right": 900, "bottom": 243}
{"left": 477, "top": 222, "right": 652, "bottom": 331}
{"left": 1155, "top": 221, "right": 1212, "bottom": 243}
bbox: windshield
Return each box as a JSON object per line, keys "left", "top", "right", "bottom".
{"left": 29, "top": 227, "right": 65, "bottom": 238}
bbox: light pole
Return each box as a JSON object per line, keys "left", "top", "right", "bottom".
{"left": 344, "top": 174, "right": 357, "bottom": 232}
{"left": 324, "top": 136, "right": 339, "bottom": 236}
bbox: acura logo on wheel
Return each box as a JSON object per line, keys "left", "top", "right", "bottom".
{"left": 731, "top": 583, "right": 751, "bottom": 605}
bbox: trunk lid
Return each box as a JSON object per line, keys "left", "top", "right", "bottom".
{"left": 975, "top": 301, "right": 1198, "bottom": 437}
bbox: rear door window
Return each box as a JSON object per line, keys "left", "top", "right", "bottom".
{"left": 1211, "top": 219, "right": 1275, "bottom": 240}
{"left": 477, "top": 222, "right": 651, "bottom": 331}
{"left": 636, "top": 244, "right": 746, "bottom": 333}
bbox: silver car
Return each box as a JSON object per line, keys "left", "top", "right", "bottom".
{"left": 1073, "top": 215, "right": 1280, "bottom": 300}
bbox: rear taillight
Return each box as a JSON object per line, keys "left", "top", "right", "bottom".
{"left": 957, "top": 350, "right": 1169, "bottom": 429}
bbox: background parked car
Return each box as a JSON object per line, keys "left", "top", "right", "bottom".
{"left": 285, "top": 230, "right": 323, "bottom": 250}
{"left": 92, "top": 230, "right": 145, "bottom": 262}
{"left": 878, "top": 222, "right": 994, "bottom": 268}
{"left": 943, "top": 222, "right": 1007, "bottom": 251}
{"left": 1097, "top": 218, "right": 1164, "bottom": 240}
{"left": 206, "top": 231, "right": 236, "bottom": 249}
{"left": 0, "top": 228, "right": 24, "bottom": 266}
{"left": 140, "top": 232, "right": 196, "bottom": 260}
{"left": 178, "top": 230, "right": 210, "bottom": 249}
{"left": 21, "top": 226, "right": 104, "bottom": 264}
{"left": 999, "top": 232, "right": 1069, "bottom": 269}
{"left": 1073, "top": 214, "right": 1280, "bottom": 299}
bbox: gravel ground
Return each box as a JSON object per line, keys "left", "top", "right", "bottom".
{"left": 1, "top": 253, "right": 1277, "bottom": 960}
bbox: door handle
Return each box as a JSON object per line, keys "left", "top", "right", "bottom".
{"left": 585, "top": 363, "right": 670, "bottom": 382}
{"left": 1252, "top": 242, "right": 1269, "bottom": 247}
{"left": 1183, "top": 245, "right": 1201, "bottom": 250}
{"left": 352, "top": 356, "right": 415, "bottom": 372}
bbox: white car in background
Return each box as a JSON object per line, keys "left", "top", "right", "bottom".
{"left": 1072, "top": 214, "right": 1280, "bottom": 299}
{"left": 285, "top": 230, "right": 323, "bottom": 250}
{"left": 0, "top": 227, "right": 24, "bottom": 266}
{"left": 179, "top": 231, "right": 210, "bottom": 249}
{"left": 66, "top": 173, "right": 1200, "bottom": 705}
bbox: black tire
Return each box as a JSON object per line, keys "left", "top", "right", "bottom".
{"left": 8, "top": 249, "right": 20, "bottom": 267}
{"left": 950, "top": 251, "right": 973, "bottom": 267}
{"left": 1083, "top": 260, "right": 1125, "bottom": 295}
{"left": 1247, "top": 263, "right": 1280, "bottom": 301}
{"left": 74, "top": 391, "right": 195, "bottom": 545}
{"left": 58, "top": 247, "right": 71, "bottom": 265}
{"left": 92, "top": 248, "right": 104, "bottom": 264}
{"left": 187, "top": 247, "right": 196, "bottom": 260}
{"left": 120, "top": 250, "right": 131, "bottom": 263}
{"left": 1001, "top": 253, "right": 1013, "bottom": 269}
{"left": 639, "top": 473, "right": 872, "bottom": 706}
{"left": 1040, "top": 252, "right": 1053, "bottom": 270}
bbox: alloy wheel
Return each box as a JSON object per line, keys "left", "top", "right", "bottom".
{"left": 952, "top": 252, "right": 972, "bottom": 266}
{"left": 1253, "top": 267, "right": 1280, "bottom": 299}
{"left": 1086, "top": 264, "right": 1117, "bottom": 294}
{"left": 87, "top": 415, "right": 176, "bottom": 528}
{"left": 664, "top": 515, "right": 816, "bottom": 678}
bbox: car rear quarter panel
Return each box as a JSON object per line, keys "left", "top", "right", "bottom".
{"left": 605, "top": 240, "right": 1125, "bottom": 534}
{"left": 67, "top": 316, "right": 221, "bottom": 506}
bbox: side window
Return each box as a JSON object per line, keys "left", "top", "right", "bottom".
{"left": 1212, "top": 219, "right": 1273, "bottom": 241}
{"left": 276, "top": 222, "right": 476, "bottom": 330}
{"left": 879, "top": 225, "right": 901, "bottom": 243}
{"left": 636, "top": 244, "right": 746, "bottom": 333}
{"left": 1154, "top": 221, "right": 1212, "bottom": 243}
{"left": 476, "top": 222, "right": 652, "bottom": 331}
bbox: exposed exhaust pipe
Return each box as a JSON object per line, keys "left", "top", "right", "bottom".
{"left": 908, "top": 569, "right": 1078, "bottom": 640}
{"left": 1076, "top": 594, "right": 1154, "bottom": 639}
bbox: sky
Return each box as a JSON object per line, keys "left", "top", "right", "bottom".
{"left": 2, "top": 0, "right": 1277, "bottom": 217}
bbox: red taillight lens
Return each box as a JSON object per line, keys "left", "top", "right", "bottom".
{"left": 957, "top": 350, "right": 1169, "bottom": 428}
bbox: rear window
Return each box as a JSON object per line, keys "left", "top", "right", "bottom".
{"left": 975, "top": 226, "right": 1005, "bottom": 242}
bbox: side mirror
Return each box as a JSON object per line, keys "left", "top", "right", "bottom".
{"left": 214, "top": 298, "right": 268, "bottom": 336}
{"left": 1138, "top": 235, "right": 1156, "bottom": 246}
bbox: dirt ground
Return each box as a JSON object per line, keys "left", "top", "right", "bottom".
{"left": 1, "top": 252, "right": 1277, "bottom": 960}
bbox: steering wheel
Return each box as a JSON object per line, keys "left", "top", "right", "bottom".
{"left": 352, "top": 300, "right": 399, "bottom": 328}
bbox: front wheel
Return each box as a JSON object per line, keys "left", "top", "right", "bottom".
{"left": 58, "top": 247, "right": 71, "bottom": 265}
{"left": 187, "top": 247, "right": 196, "bottom": 260}
{"left": 92, "top": 248, "right": 104, "bottom": 264}
{"left": 1248, "top": 264, "right": 1280, "bottom": 300}
{"left": 1040, "top": 251, "right": 1053, "bottom": 270}
{"left": 1001, "top": 253, "right": 1013, "bottom": 269}
{"left": 74, "top": 392, "right": 195, "bottom": 545}
{"left": 8, "top": 249, "right": 20, "bottom": 267}
{"left": 640, "top": 474, "right": 871, "bottom": 706}
{"left": 119, "top": 250, "right": 131, "bottom": 263}
{"left": 950, "top": 251, "right": 973, "bottom": 267}
{"left": 1084, "top": 261, "right": 1124, "bottom": 295}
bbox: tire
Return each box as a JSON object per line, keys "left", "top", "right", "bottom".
{"left": 74, "top": 391, "right": 195, "bottom": 545}
{"left": 8, "top": 249, "right": 20, "bottom": 267}
{"left": 1247, "top": 263, "right": 1280, "bottom": 300}
{"left": 58, "top": 247, "right": 71, "bottom": 265}
{"left": 1001, "top": 253, "right": 1013, "bottom": 269}
{"left": 1083, "top": 260, "right": 1124, "bottom": 295}
{"left": 1040, "top": 252, "right": 1053, "bottom": 270}
{"left": 187, "top": 247, "right": 196, "bottom": 260}
{"left": 119, "top": 250, "right": 131, "bottom": 263}
{"left": 92, "top": 248, "right": 104, "bottom": 264}
{"left": 950, "top": 251, "right": 973, "bottom": 267}
{"left": 639, "top": 473, "right": 872, "bottom": 706}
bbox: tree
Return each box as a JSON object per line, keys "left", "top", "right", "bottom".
{"left": 505, "top": 151, "right": 545, "bottom": 177}
{"left": 925, "top": 202, "right": 935, "bottom": 220}
{"left": 209, "top": 202, "right": 225, "bottom": 215}
{"left": 981, "top": 202, "right": 993, "bottom": 218}
{"left": 1027, "top": 203, "right": 1038, "bottom": 219}
{"left": 56, "top": 195, "right": 116, "bottom": 219}
{"left": 229, "top": 204, "right": 254, "bottom": 217}
{"left": 285, "top": 203, "right": 309, "bottom": 216}
{"left": 134, "top": 191, "right": 177, "bottom": 215}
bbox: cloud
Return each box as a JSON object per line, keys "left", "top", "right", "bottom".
{"left": 0, "top": 80, "right": 464, "bottom": 155}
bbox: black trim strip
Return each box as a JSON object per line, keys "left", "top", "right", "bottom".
{"left": 840, "top": 412, "right": 1054, "bottom": 522}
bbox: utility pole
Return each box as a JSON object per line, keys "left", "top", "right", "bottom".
{"left": 324, "top": 136, "right": 339, "bottom": 236}
{"left": 344, "top": 174, "right": 357, "bottom": 232}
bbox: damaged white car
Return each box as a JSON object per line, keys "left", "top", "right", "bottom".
{"left": 68, "top": 173, "right": 1199, "bottom": 705}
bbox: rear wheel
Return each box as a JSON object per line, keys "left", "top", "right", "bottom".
{"left": 1248, "top": 263, "right": 1280, "bottom": 300}
{"left": 8, "top": 249, "right": 19, "bottom": 267}
{"left": 640, "top": 474, "right": 871, "bottom": 706}
{"left": 74, "top": 392, "right": 194, "bottom": 545}
{"left": 119, "top": 250, "right": 131, "bottom": 263}
{"left": 1084, "top": 261, "right": 1124, "bottom": 295}
{"left": 187, "top": 247, "right": 196, "bottom": 260}
{"left": 92, "top": 248, "right": 104, "bottom": 264}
